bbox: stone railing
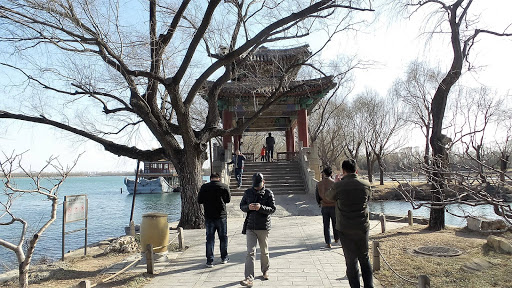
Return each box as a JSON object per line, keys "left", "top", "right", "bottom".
{"left": 297, "top": 144, "right": 318, "bottom": 195}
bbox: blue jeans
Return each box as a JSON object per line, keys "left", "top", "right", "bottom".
{"left": 235, "top": 168, "right": 243, "bottom": 186}
{"left": 339, "top": 229, "right": 374, "bottom": 288}
{"left": 321, "top": 206, "right": 338, "bottom": 244}
{"left": 205, "top": 218, "right": 228, "bottom": 264}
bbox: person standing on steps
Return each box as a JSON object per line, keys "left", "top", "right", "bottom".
{"left": 228, "top": 150, "right": 246, "bottom": 188}
{"left": 265, "top": 133, "right": 275, "bottom": 162}
{"left": 240, "top": 173, "right": 276, "bottom": 287}
{"left": 260, "top": 145, "right": 266, "bottom": 162}
{"left": 197, "top": 172, "right": 231, "bottom": 268}
{"left": 315, "top": 166, "right": 339, "bottom": 248}
{"left": 325, "top": 159, "right": 374, "bottom": 288}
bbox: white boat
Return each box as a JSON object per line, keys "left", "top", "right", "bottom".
{"left": 124, "top": 176, "right": 174, "bottom": 194}
{"left": 124, "top": 160, "right": 180, "bottom": 194}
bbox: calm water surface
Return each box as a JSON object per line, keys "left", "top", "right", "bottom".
{"left": 0, "top": 176, "right": 181, "bottom": 272}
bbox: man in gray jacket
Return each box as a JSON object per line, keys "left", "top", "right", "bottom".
{"left": 239, "top": 173, "right": 276, "bottom": 287}
{"left": 325, "top": 159, "right": 373, "bottom": 288}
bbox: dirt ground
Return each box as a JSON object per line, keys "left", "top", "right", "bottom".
{"left": 2, "top": 227, "right": 510, "bottom": 288}
{"left": 0, "top": 243, "right": 152, "bottom": 288}
{"left": 370, "top": 225, "right": 512, "bottom": 288}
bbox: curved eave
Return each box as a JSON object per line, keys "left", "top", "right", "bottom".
{"left": 202, "top": 76, "right": 336, "bottom": 99}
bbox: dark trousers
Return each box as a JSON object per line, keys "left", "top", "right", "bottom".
{"left": 339, "top": 229, "right": 374, "bottom": 288}
{"left": 321, "top": 206, "right": 338, "bottom": 244}
{"left": 266, "top": 147, "right": 274, "bottom": 161}
{"left": 234, "top": 168, "right": 243, "bottom": 186}
{"left": 205, "top": 218, "right": 228, "bottom": 264}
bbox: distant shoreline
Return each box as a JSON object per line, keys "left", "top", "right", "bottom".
{"left": 5, "top": 172, "right": 134, "bottom": 178}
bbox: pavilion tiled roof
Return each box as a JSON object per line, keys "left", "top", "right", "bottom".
{"left": 203, "top": 76, "right": 335, "bottom": 99}
{"left": 233, "top": 45, "right": 312, "bottom": 81}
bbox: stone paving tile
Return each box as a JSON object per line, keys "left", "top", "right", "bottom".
{"left": 140, "top": 194, "right": 404, "bottom": 288}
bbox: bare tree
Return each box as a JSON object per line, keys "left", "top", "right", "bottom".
{"left": 0, "top": 152, "right": 78, "bottom": 288}
{"left": 352, "top": 90, "right": 379, "bottom": 182}
{"left": 397, "top": 0, "right": 512, "bottom": 230}
{"left": 370, "top": 92, "right": 407, "bottom": 185}
{"left": 314, "top": 103, "right": 349, "bottom": 169}
{"left": 392, "top": 60, "right": 443, "bottom": 169}
{"left": 451, "top": 87, "right": 503, "bottom": 183}
{"left": 494, "top": 118, "right": 512, "bottom": 183}
{"left": 0, "top": 1, "right": 375, "bottom": 228}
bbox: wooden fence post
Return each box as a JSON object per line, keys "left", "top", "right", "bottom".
{"left": 78, "top": 280, "right": 91, "bottom": 288}
{"left": 129, "top": 220, "right": 135, "bottom": 236}
{"left": 178, "top": 227, "right": 184, "bottom": 250}
{"left": 372, "top": 241, "right": 380, "bottom": 272}
{"left": 408, "top": 210, "right": 413, "bottom": 226}
{"left": 146, "top": 244, "right": 154, "bottom": 274}
{"left": 379, "top": 214, "right": 386, "bottom": 233}
{"left": 418, "top": 275, "right": 430, "bottom": 288}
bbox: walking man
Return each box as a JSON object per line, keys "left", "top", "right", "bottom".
{"left": 325, "top": 159, "right": 374, "bottom": 288}
{"left": 316, "top": 166, "right": 339, "bottom": 248}
{"left": 265, "top": 133, "right": 275, "bottom": 162}
{"left": 228, "top": 150, "right": 246, "bottom": 188}
{"left": 240, "top": 173, "right": 276, "bottom": 287}
{"left": 197, "top": 172, "right": 231, "bottom": 268}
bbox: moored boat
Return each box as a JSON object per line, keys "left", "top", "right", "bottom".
{"left": 124, "top": 161, "right": 180, "bottom": 194}
{"left": 124, "top": 177, "right": 173, "bottom": 194}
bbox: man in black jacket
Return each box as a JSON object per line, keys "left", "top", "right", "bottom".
{"left": 325, "top": 159, "right": 373, "bottom": 288}
{"left": 197, "top": 172, "right": 231, "bottom": 268}
{"left": 239, "top": 173, "right": 276, "bottom": 287}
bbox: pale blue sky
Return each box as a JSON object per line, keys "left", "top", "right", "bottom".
{"left": 1, "top": 1, "right": 511, "bottom": 172}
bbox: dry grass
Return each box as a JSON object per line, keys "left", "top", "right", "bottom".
{"left": 370, "top": 225, "right": 512, "bottom": 288}
{"left": 0, "top": 244, "right": 152, "bottom": 288}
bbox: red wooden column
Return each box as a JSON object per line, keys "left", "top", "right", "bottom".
{"left": 285, "top": 129, "right": 292, "bottom": 153}
{"left": 234, "top": 135, "right": 240, "bottom": 152}
{"left": 222, "top": 110, "right": 233, "bottom": 149}
{"left": 289, "top": 125, "right": 295, "bottom": 153}
{"left": 297, "top": 109, "right": 309, "bottom": 148}
{"left": 285, "top": 126, "right": 296, "bottom": 160}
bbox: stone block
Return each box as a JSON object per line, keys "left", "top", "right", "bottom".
{"left": 487, "top": 235, "right": 512, "bottom": 254}
{"left": 467, "top": 217, "right": 507, "bottom": 232}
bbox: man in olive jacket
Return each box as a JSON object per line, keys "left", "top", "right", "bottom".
{"left": 198, "top": 172, "right": 231, "bottom": 268}
{"left": 325, "top": 159, "right": 373, "bottom": 288}
{"left": 239, "top": 173, "right": 276, "bottom": 287}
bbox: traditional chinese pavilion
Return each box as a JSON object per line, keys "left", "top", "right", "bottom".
{"left": 204, "top": 45, "right": 336, "bottom": 154}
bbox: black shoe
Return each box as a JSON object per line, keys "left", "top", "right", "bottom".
{"left": 206, "top": 262, "right": 213, "bottom": 268}
{"left": 221, "top": 258, "right": 229, "bottom": 264}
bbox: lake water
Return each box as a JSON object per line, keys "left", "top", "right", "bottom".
{"left": 0, "top": 176, "right": 181, "bottom": 273}
{"left": 0, "top": 176, "right": 506, "bottom": 273}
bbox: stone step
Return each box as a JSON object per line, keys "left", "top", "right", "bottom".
{"left": 228, "top": 160, "right": 306, "bottom": 195}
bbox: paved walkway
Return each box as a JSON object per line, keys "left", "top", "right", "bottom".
{"left": 139, "top": 194, "right": 406, "bottom": 288}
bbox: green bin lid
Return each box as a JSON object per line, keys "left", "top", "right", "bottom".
{"left": 142, "top": 212, "right": 168, "bottom": 218}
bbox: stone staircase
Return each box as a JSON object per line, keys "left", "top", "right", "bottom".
{"left": 229, "top": 161, "right": 306, "bottom": 196}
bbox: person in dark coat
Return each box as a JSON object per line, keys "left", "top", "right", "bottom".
{"left": 197, "top": 172, "right": 231, "bottom": 268}
{"left": 228, "top": 150, "right": 246, "bottom": 188}
{"left": 265, "top": 133, "right": 275, "bottom": 162}
{"left": 239, "top": 173, "right": 276, "bottom": 287}
{"left": 325, "top": 159, "right": 374, "bottom": 288}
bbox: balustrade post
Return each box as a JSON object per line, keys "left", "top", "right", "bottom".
{"left": 372, "top": 241, "right": 380, "bottom": 272}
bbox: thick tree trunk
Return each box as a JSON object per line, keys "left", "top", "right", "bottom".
{"left": 500, "top": 153, "right": 509, "bottom": 182}
{"left": 377, "top": 155, "right": 384, "bottom": 185}
{"left": 365, "top": 149, "right": 373, "bottom": 183}
{"left": 175, "top": 150, "right": 205, "bottom": 229}
{"left": 19, "top": 264, "right": 28, "bottom": 288}
{"left": 424, "top": 126, "right": 431, "bottom": 182}
{"left": 476, "top": 145, "right": 486, "bottom": 183}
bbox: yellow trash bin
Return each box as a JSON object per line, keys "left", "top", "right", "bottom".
{"left": 140, "top": 212, "right": 169, "bottom": 253}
